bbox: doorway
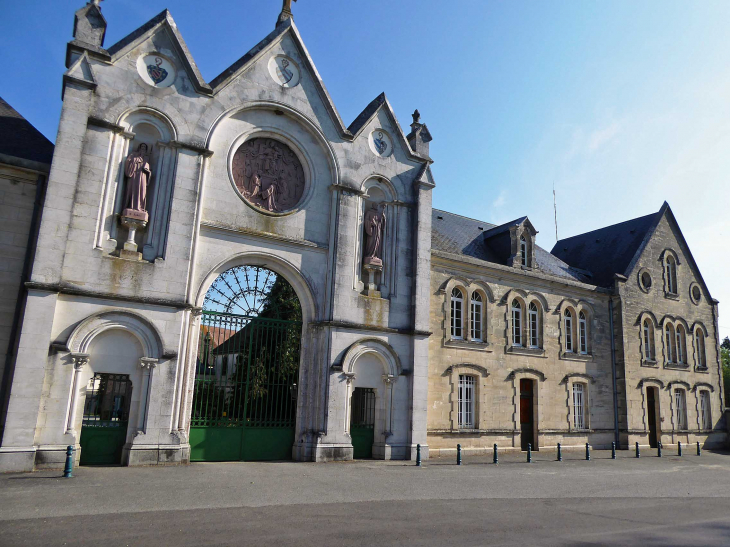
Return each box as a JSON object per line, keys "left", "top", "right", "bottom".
{"left": 79, "top": 373, "right": 132, "bottom": 465}
{"left": 647, "top": 386, "right": 660, "bottom": 448}
{"left": 520, "top": 379, "right": 535, "bottom": 451}
{"left": 350, "top": 388, "right": 376, "bottom": 459}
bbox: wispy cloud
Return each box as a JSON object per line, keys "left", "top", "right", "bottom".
{"left": 492, "top": 189, "right": 507, "bottom": 208}
{"left": 587, "top": 121, "right": 622, "bottom": 152}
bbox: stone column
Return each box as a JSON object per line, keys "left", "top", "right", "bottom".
{"left": 66, "top": 353, "right": 89, "bottom": 435}
{"left": 137, "top": 358, "right": 158, "bottom": 434}
{"left": 382, "top": 374, "right": 396, "bottom": 437}
{"left": 343, "top": 372, "right": 356, "bottom": 434}
{"left": 179, "top": 309, "right": 203, "bottom": 433}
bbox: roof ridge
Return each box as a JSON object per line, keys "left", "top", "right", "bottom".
{"left": 432, "top": 208, "right": 498, "bottom": 227}
{"left": 555, "top": 211, "right": 660, "bottom": 245}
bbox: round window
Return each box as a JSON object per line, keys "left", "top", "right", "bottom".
{"left": 691, "top": 284, "right": 701, "bottom": 304}
{"left": 640, "top": 271, "right": 652, "bottom": 291}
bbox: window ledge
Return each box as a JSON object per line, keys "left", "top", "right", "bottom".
{"left": 444, "top": 339, "right": 492, "bottom": 352}
{"left": 641, "top": 359, "right": 658, "bottom": 368}
{"left": 664, "top": 292, "right": 680, "bottom": 300}
{"left": 560, "top": 352, "right": 593, "bottom": 362}
{"left": 694, "top": 366, "right": 709, "bottom": 373}
{"left": 505, "top": 346, "right": 546, "bottom": 358}
{"left": 664, "top": 362, "right": 690, "bottom": 370}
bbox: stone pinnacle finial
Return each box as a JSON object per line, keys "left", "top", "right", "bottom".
{"left": 277, "top": 0, "right": 298, "bottom": 26}
{"left": 412, "top": 109, "right": 421, "bottom": 125}
{"left": 90, "top": 0, "right": 103, "bottom": 6}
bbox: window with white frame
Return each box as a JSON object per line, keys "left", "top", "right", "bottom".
{"left": 696, "top": 329, "right": 706, "bottom": 368}
{"left": 579, "top": 311, "right": 588, "bottom": 354}
{"left": 700, "top": 390, "right": 712, "bottom": 430}
{"left": 675, "top": 324, "right": 686, "bottom": 364}
{"left": 458, "top": 375, "right": 475, "bottom": 428}
{"left": 520, "top": 236, "right": 527, "bottom": 267}
{"left": 528, "top": 302, "right": 540, "bottom": 348}
{"left": 564, "top": 309, "right": 574, "bottom": 353}
{"left": 511, "top": 299, "right": 523, "bottom": 347}
{"left": 674, "top": 388, "right": 687, "bottom": 430}
{"left": 450, "top": 288, "right": 464, "bottom": 340}
{"left": 665, "top": 324, "right": 675, "bottom": 363}
{"left": 470, "top": 292, "right": 483, "bottom": 342}
{"left": 665, "top": 255, "right": 678, "bottom": 294}
{"left": 643, "top": 319, "right": 655, "bottom": 361}
{"left": 572, "top": 383, "right": 586, "bottom": 429}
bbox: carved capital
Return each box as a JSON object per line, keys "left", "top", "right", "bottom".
{"left": 382, "top": 374, "right": 397, "bottom": 386}
{"left": 139, "top": 357, "right": 159, "bottom": 370}
{"left": 343, "top": 372, "right": 356, "bottom": 385}
{"left": 70, "top": 353, "right": 90, "bottom": 370}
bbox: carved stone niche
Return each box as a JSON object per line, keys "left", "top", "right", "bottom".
{"left": 231, "top": 137, "right": 306, "bottom": 214}
{"left": 356, "top": 180, "right": 395, "bottom": 298}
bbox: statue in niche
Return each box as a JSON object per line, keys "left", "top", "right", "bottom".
{"left": 363, "top": 203, "right": 386, "bottom": 267}
{"left": 231, "top": 138, "right": 305, "bottom": 213}
{"left": 122, "top": 143, "right": 152, "bottom": 222}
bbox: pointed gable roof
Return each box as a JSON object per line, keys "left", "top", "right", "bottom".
{"left": 0, "top": 97, "right": 54, "bottom": 167}
{"left": 551, "top": 205, "right": 665, "bottom": 288}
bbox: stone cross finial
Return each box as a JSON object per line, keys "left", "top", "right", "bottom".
{"left": 277, "top": 0, "right": 298, "bottom": 25}
{"left": 90, "top": 0, "right": 103, "bottom": 6}
{"left": 412, "top": 109, "right": 421, "bottom": 124}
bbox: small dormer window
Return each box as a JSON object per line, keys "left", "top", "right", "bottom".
{"left": 520, "top": 236, "right": 527, "bottom": 267}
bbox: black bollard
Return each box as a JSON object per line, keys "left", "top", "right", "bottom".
{"left": 586, "top": 443, "right": 591, "bottom": 461}
{"left": 557, "top": 443, "right": 562, "bottom": 462}
{"left": 611, "top": 441, "right": 616, "bottom": 460}
{"left": 416, "top": 444, "right": 421, "bottom": 467}
{"left": 527, "top": 443, "right": 532, "bottom": 463}
{"left": 678, "top": 441, "right": 682, "bottom": 457}
{"left": 657, "top": 441, "right": 662, "bottom": 458}
{"left": 63, "top": 445, "right": 74, "bottom": 478}
{"left": 636, "top": 441, "right": 640, "bottom": 458}
{"left": 493, "top": 444, "right": 498, "bottom": 465}
{"left": 457, "top": 444, "right": 462, "bottom": 465}
{"left": 697, "top": 441, "right": 701, "bottom": 456}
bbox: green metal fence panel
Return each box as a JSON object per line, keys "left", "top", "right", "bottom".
{"left": 79, "top": 373, "right": 132, "bottom": 465}
{"left": 351, "top": 388, "right": 375, "bottom": 459}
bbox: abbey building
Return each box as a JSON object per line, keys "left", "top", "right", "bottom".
{"left": 0, "top": 2, "right": 725, "bottom": 471}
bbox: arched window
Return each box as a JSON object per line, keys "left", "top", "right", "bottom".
{"left": 470, "top": 292, "right": 483, "bottom": 342}
{"left": 674, "top": 388, "right": 687, "bottom": 430}
{"left": 699, "top": 390, "right": 712, "bottom": 429}
{"left": 511, "top": 299, "right": 523, "bottom": 347}
{"left": 675, "top": 324, "right": 686, "bottom": 364}
{"left": 564, "top": 309, "right": 574, "bottom": 353}
{"left": 520, "top": 236, "right": 527, "bottom": 267}
{"left": 450, "top": 288, "right": 464, "bottom": 340}
{"left": 665, "top": 255, "right": 677, "bottom": 294}
{"left": 572, "top": 383, "right": 586, "bottom": 429}
{"left": 528, "top": 302, "right": 539, "bottom": 348}
{"left": 643, "top": 319, "right": 655, "bottom": 361}
{"left": 458, "top": 375, "right": 475, "bottom": 428}
{"left": 665, "top": 323, "right": 676, "bottom": 363}
{"left": 579, "top": 311, "right": 588, "bottom": 354}
{"left": 696, "top": 329, "right": 706, "bottom": 368}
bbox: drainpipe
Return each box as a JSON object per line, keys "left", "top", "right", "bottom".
{"left": 608, "top": 297, "right": 620, "bottom": 446}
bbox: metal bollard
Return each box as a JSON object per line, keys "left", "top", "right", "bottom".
{"left": 586, "top": 443, "right": 591, "bottom": 461}
{"left": 63, "top": 445, "right": 74, "bottom": 478}
{"left": 557, "top": 443, "right": 562, "bottom": 462}
{"left": 493, "top": 444, "right": 498, "bottom": 465}
{"left": 678, "top": 441, "right": 682, "bottom": 457}
{"left": 657, "top": 441, "right": 662, "bottom": 458}
{"left": 416, "top": 444, "right": 421, "bottom": 467}
{"left": 697, "top": 441, "right": 701, "bottom": 456}
{"left": 611, "top": 441, "right": 616, "bottom": 460}
{"left": 457, "top": 444, "right": 462, "bottom": 465}
{"left": 527, "top": 443, "right": 532, "bottom": 463}
{"left": 636, "top": 441, "right": 640, "bottom": 458}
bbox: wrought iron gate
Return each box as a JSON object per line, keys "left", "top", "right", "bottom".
{"left": 350, "top": 388, "right": 376, "bottom": 459}
{"left": 79, "top": 373, "right": 132, "bottom": 465}
{"left": 189, "top": 311, "right": 301, "bottom": 461}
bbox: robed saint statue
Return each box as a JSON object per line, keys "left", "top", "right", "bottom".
{"left": 123, "top": 143, "right": 152, "bottom": 221}
{"left": 363, "top": 203, "right": 386, "bottom": 266}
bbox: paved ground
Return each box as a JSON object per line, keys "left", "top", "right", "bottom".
{"left": 1, "top": 448, "right": 729, "bottom": 546}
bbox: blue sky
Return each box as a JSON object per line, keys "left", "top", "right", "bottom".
{"left": 2, "top": 0, "right": 729, "bottom": 340}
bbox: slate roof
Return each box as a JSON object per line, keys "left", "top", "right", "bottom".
{"left": 431, "top": 209, "right": 590, "bottom": 283}
{"left": 0, "top": 97, "right": 54, "bottom": 166}
{"left": 551, "top": 209, "right": 662, "bottom": 288}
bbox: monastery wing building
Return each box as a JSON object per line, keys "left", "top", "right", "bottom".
{"left": 0, "top": 2, "right": 725, "bottom": 472}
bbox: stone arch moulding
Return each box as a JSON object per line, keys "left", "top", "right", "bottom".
{"left": 341, "top": 338, "right": 402, "bottom": 378}
{"left": 360, "top": 174, "right": 399, "bottom": 202}
{"left": 506, "top": 368, "right": 546, "bottom": 382}
{"left": 560, "top": 373, "right": 596, "bottom": 385}
{"left": 444, "top": 363, "right": 489, "bottom": 378}
{"left": 64, "top": 310, "right": 166, "bottom": 359}
{"left": 637, "top": 377, "right": 665, "bottom": 389}
{"left": 692, "top": 382, "right": 714, "bottom": 393}
{"left": 105, "top": 95, "right": 190, "bottom": 137}
{"left": 118, "top": 106, "right": 179, "bottom": 141}
{"left": 204, "top": 100, "right": 340, "bottom": 189}
{"left": 667, "top": 380, "right": 691, "bottom": 391}
{"left": 659, "top": 248, "right": 681, "bottom": 266}
{"left": 195, "top": 251, "right": 319, "bottom": 325}
{"left": 659, "top": 315, "right": 689, "bottom": 331}
{"left": 691, "top": 320, "right": 709, "bottom": 337}
{"left": 635, "top": 310, "right": 660, "bottom": 328}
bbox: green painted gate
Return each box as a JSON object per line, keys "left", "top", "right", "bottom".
{"left": 189, "top": 311, "right": 301, "bottom": 462}
{"left": 79, "top": 373, "right": 132, "bottom": 465}
{"left": 351, "top": 388, "right": 375, "bottom": 459}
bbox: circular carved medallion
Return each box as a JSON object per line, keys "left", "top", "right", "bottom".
{"left": 268, "top": 55, "right": 301, "bottom": 88}
{"left": 369, "top": 129, "right": 393, "bottom": 157}
{"left": 231, "top": 138, "right": 306, "bottom": 213}
{"left": 137, "top": 54, "right": 176, "bottom": 88}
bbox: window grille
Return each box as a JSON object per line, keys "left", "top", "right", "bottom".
{"left": 451, "top": 288, "right": 463, "bottom": 339}
{"left": 674, "top": 388, "right": 687, "bottom": 430}
{"left": 528, "top": 302, "right": 539, "bottom": 348}
{"left": 520, "top": 236, "right": 527, "bottom": 267}
{"left": 564, "top": 309, "right": 573, "bottom": 352}
{"left": 83, "top": 373, "right": 132, "bottom": 426}
{"left": 700, "top": 391, "right": 712, "bottom": 430}
{"left": 458, "top": 375, "right": 475, "bottom": 429}
{"left": 643, "top": 320, "right": 654, "bottom": 360}
{"left": 572, "top": 383, "right": 585, "bottom": 429}
{"left": 511, "top": 300, "right": 522, "bottom": 347}
{"left": 696, "top": 330, "right": 706, "bottom": 367}
{"left": 470, "top": 292, "right": 483, "bottom": 342}
{"left": 579, "top": 311, "right": 588, "bottom": 354}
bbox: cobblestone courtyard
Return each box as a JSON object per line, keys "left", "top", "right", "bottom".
{"left": 1, "top": 448, "right": 729, "bottom": 546}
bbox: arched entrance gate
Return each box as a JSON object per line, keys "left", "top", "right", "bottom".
{"left": 189, "top": 266, "right": 302, "bottom": 461}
